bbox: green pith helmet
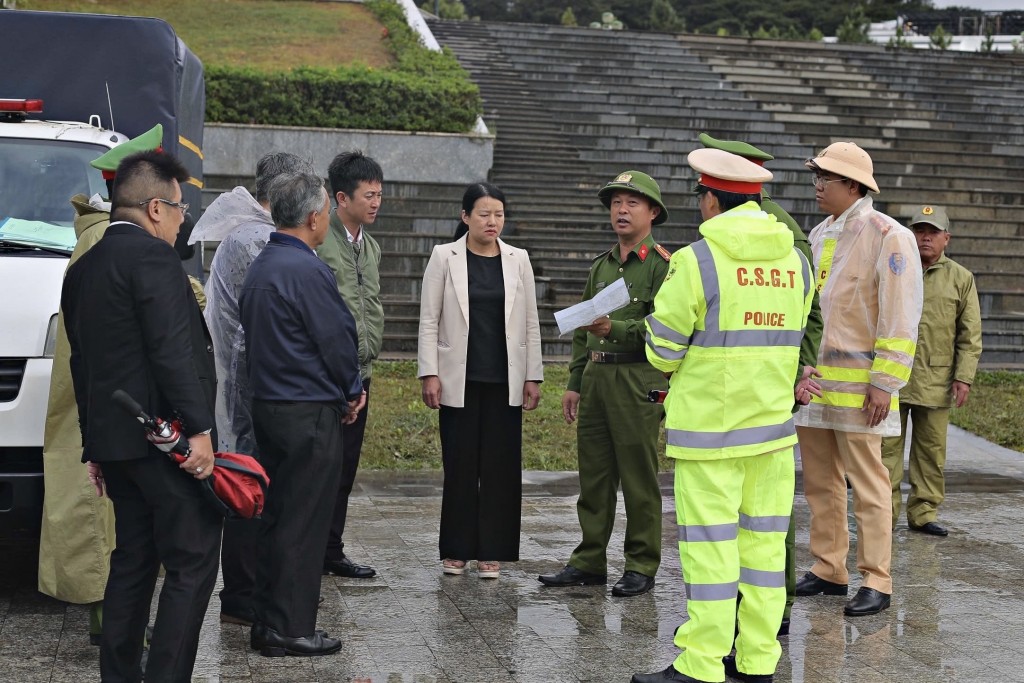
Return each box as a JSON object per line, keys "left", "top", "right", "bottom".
{"left": 598, "top": 170, "right": 668, "bottom": 225}
{"left": 698, "top": 132, "right": 774, "bottom": 162}
{"left": 90, "top": 124, "right": 164, "bottom": 174}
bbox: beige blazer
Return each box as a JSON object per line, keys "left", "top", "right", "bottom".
{"left": 417, "top": 236, "right": 543, "bottom": 407}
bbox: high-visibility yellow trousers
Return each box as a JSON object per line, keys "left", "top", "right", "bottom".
{"left": 673, "top": 448, "right": 794, "bottom": 682}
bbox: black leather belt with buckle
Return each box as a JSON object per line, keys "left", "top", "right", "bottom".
{"left": 588, "top": 350, "right": 647, "bottom": 364}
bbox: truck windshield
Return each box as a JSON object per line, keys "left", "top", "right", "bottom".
{"left": 0, "top": 138, "right": 109, "bottom": 253}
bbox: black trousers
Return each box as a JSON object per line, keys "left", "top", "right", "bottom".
{"left": 438, "top": 381, "right": 522, "bottom": 561}
{"left": 252, "top": 400, "right": 343, "bottom": 637}
{"left": 325, "top": 377, "right": 370, "bottom": 561}
{"left": 100, "top": 455, "right": 222, "bottom": 683}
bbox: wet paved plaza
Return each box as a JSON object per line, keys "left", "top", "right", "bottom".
{"left": 2, "top": 425, "right": 1024, "bottom": 682}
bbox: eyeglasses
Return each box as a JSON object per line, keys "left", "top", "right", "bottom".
{"left": 811, "top": 175, "right": 846, "bottom": 190}
{"left": 138, "top": 198, "right": 190, "bottom": 214}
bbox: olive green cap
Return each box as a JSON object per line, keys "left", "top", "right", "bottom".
{"left": 90, "top": 124, "right": 164, "bottom": 173}
{"left": 597, "top": 170, "right": 668, "bottom": 225}
{"left": 909, "top": 205, "right": 950, "bottom": 232}
{"left": 698, "top": 132, "right": 774, "bottom": 162}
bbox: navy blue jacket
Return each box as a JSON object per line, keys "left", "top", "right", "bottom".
{"left": 239, "top": 232, "right": 362, "bottom": 405}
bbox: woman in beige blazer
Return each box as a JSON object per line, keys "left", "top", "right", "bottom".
{"left": 417, "top": 183, "right": 544, "bottom": 579}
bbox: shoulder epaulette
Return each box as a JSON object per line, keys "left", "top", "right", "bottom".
{"left": 592, "top": 247, "right": 614, "bottom": 261}
{"left": 654, "top": 244, "right": 672, "bottom": 262}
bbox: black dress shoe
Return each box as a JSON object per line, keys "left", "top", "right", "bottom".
{"left": 258, "top": 625, "right": 342, "bottom": 657}
{"left": 632, "top": 664, "right": 708, "bottom": 682}
{"left": 323, "top": 555, "right": 376, "bottom": 578}
{"left": 612, "top": 570, "right": 655, "bottom": 597}
{"left": 724, "top": 654, "right": 774, "bottom": 682}
{"left": 251, "top": 622, "right": 329, "bottom": 651}
{"left": 537, "top": 565, "right": 607, "bottom": 587}
{"left": 777, "top": 617, "right": 790, "bottom": 637}
{"left": 909, "top": 521, "right": 948, "bottom": 537}
{"left": 844, "top": 587, "right": 890, "bottom": 616}
{"left": 794, "top": 571, "right": 847, "bottom": 596}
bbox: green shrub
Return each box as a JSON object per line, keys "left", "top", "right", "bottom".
{"left": 205, "top": 0, "right": 482, "bottom": 133}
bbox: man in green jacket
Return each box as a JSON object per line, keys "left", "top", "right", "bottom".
{"left": 699, "top": 133, "right": 823, "bottom": 635}
{"left": 317, "top": 151, "right": 385, "bottom": 578}
{"left": 882, "top": 205, "right": 982, "bottom": 537}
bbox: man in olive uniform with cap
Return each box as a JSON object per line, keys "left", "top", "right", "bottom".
{"left": 538, "top": 170, "right": 670, "bottom": 598}
{"left": 38, "top": 124, "right": 165, "bottom": 645}
{"left": 881, "top": 205, "right": 981, "bottom": 537}
{"left": 699, "top": 133, "right": 823, "bottom": 636}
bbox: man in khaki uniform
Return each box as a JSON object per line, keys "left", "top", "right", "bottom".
{"left": 881, "top": 205, "right": 981, "bottom": 537}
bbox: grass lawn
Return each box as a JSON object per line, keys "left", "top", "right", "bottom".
{"left": 950, "top": 370, "right": 1024, "bottom": 452}
{"left": 362, "top": 362, "right": 1022, "bottom": 472}
{"left": 20, "top": 0, "right": 394, "bottom": 70}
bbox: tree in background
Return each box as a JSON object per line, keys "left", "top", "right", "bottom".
{"left": 649, "top": 0, "right": 685, "bottom": 33}
{"left": 929, "top": 23, "right": 952, "bottom": 49}
{"left": 837, "top": 6, "right": 872, "bottom": 43}
{"left": 422, "top": 0, "right": 468, "bottom": 20}
{"left": 561, "top": 7, "right": 578, "bottom": 26}
{"left": 980, "top": 25, "right": 995, "bottom": 53}
{"left": 887, "top": 23, "right": 914, "bottom": 48}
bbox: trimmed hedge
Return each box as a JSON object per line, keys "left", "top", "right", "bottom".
{"left": 205, "top": 0, "right": 482, "bottom": 133}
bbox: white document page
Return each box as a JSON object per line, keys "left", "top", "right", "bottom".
{"left": 553, "top": 277, "right": 631, "bottom": 336}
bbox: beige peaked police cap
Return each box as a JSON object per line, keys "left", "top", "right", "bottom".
{"left": 805, "top": 141, "right": 880, "bottom": 194}
{"left": 910, "top": 205, "right": 950, "bottom": 231}
{"left": 687, "top": 148, "right": 772, "bottom": 194}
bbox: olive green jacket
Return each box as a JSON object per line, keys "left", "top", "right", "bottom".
{"left": 39, "top": 195, "right": 114, "bottom": 603}
{"left": 901, "top": 254, "right": 982, "bottom": 407}
{"left": 567, "top": 233, "right": 671, "bottom": 392}
{"left": 318, "top": 212, "right": 385, "bottom": 380}
{"left": 762, "top": 191, "right": 823, "bottom": 371}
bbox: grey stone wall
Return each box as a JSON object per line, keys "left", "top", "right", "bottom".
{"left": 204, "top": 123, "right": 494, "bottom": 183}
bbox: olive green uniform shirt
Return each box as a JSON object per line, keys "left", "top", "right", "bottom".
{"left": 762, "top": 191, "right": 823, "bottom": 371}
{"left": 900, "top": 254, "right": 982, "bottom": 407}
{"left": 567, "top": 233, "right": 670, "bottom": 392}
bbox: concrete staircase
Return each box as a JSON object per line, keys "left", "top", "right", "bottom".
{"left": 426, "top": 20, "right": 1024, "bottom": 366}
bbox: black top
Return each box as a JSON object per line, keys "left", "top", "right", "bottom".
{"left": 63, "top": 222, "right": 215, "bottom": 462}
{"left": 465, "top": 250, "right": 508, "bottom": 384}
{"left": 239, "top": 232, "right": 362, "bottom": 404}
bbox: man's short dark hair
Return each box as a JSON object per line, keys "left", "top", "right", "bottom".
{"left": 328, "top": 151, "right": 383, "bottom": 199}
{"left": 699, "top": 185, "right": 761, "bottom": 212}
{"left": 110, "top": 150, "right": 190, "bottom": 221}
{"left": 255, "top": 152, "right": 314, "bottom": 203}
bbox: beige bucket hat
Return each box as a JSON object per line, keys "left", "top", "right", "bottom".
{"left": 805, "top": 142, "right": 880, "bottom": 194}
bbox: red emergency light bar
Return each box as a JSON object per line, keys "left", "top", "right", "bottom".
{"left": 0, "top": 99, "right": 44, "bottom": 113}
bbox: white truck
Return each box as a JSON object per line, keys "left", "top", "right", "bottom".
{"left": 0, "top": 9, "right": 204, "bottom": 542}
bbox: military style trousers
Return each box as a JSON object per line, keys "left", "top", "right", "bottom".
{"left": 881, "top": 404, "right": 950, "bottom": 527}
{"left": 569, "top": 361, "right": 665, "bottom": 577}
{"left": 799, "top": 426, "right": 893, "bottom": 593}
{"left": 673, "top": 449, "right": 793, "bottom": 682}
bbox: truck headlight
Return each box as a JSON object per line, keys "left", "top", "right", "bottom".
{"left": 43, "top": 314, "right": 59, "bottom": 358}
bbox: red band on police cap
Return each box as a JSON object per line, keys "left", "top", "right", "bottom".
{"left": 102, "top": 170, "right": 116, "bottom": 180}
{"left": 699, "top": 174, "right": 762, "bottom": 194}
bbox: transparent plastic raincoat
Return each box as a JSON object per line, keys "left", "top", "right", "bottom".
{"left": 795, "top": 196, "right": 923, "bottom": 436}
{"left": 193, "top": 187, "right": 274, "bottom": 453}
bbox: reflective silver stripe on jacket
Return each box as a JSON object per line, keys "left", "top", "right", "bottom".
{"left": 667, "top": 419, "right": 796, "bottom": 449}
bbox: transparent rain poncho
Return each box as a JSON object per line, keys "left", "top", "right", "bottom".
{"left": 193, "top": 187, "right": 274, "bottom": 453}
{"left": 794, "top": 196, "right": 923, "bottom": 436}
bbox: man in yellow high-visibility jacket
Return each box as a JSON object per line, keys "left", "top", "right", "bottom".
{"left": 633, "top": 149, "right": 814, "bottom": 683}
{"left": 794, "top": 142, "right": 922, "bottom": 618}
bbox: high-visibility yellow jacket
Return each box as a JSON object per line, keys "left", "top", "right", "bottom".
{"left": 645, "top": 202, "right": 813, "bottom": 461}
{"left": 794, "top": 196, "right": 923, "bottom": 436}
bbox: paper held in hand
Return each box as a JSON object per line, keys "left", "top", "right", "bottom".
{"left": 553, "top": 278, "right": 631, "bottom": 336}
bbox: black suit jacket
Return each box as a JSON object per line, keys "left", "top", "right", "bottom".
{"left": 63, "top": 222, "right": 216, "bottom": 463}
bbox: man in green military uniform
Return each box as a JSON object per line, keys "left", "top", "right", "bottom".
{"left": 881, "top": 205, "right": 982, "bottom": 537}
{"left": 698, "top": 133, "right": 823, "bottom": 635}
{"left": 538, "top": 170, "right": 670, "bottom": 598}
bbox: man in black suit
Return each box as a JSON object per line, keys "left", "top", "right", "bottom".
{"left": 63, "top": 150, "right": 222, "bottom": 682}
{"left": 240, "top": 169, "right": 365, "bottom": 657}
